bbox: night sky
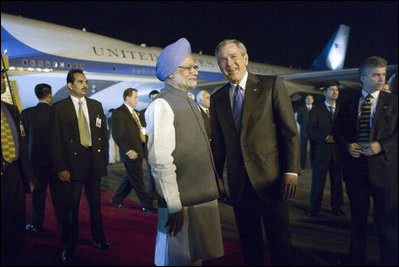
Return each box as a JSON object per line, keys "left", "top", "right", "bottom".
{"left": 2, "top": 1, "right": 398, "bottom": 69}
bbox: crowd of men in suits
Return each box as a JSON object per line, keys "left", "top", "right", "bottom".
{"left": 1, "top": 38, "right": 397, "bottom": 266}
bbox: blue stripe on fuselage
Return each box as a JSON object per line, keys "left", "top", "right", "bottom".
{"left": 1, "top": 26, "right": 225, "bottom": 81}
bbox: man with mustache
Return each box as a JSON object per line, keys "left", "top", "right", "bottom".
{"left": 51, "top": 69, "right": 111, "bottom": 262}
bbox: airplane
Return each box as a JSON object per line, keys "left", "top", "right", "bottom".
{"left": 1, "top": 13, "right": 397, "bottom": 112}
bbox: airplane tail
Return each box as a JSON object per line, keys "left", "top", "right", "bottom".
{"left": 311, "top": 24, "right": 350, "bottom": 70}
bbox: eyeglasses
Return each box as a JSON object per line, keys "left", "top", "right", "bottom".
{"left": 178, "top": 64, "right": 199, "bottom": 72}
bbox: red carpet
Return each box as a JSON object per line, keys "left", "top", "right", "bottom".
{"left": 23, "top": 187, "right": 270, "bottom": 266}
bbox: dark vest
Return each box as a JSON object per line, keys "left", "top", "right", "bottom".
{"left": 157, "top": 86, "right": 219, "bottom": 206}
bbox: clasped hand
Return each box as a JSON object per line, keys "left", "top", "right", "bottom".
{"left": 348, "top": 142, "right": 381, "bottom": 158}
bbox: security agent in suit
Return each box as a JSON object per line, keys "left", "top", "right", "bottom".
{"left": 51, "top": 69, "right": 111, "bottom": 262}
{"left": 335, "top": 56, "right": 397, "bottom": 266}
{"left": 141, "top": 90, "right": 159, "bottom": 200}
{"left": 305, "top": 82, "right": 344, "bottom": 217}
{"left": 197, "top": 89, "right": 231, "bottom": 204}
{"left": 196, "top": 90, "right": 212, "bottom": 141}
{"left": 109, "top": 88, "right": 155, "bottom": 213}
{"left": 210, "top": 39, "right": 300, "bottom": 266}
{"left": 296, "top": 94, "right": 314, "bottom": 169}
{"left": 22, "top": 83, "right": 61, "bottom": 233}
{"left": 1, "top": 69, "right": 35, "bottom": 265}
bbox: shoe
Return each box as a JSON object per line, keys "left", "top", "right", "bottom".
{"left": 92, "top": 241, "right": 112, "bottom": 250}
{"left": 337, "top": 254, "right": 365, "bottom": 266}
{"left": 25, "top": 224, "right": 42, "bottom": 233}
{"left": 141, "top": 207, "right": 158, "bottom": 214}
{"left": 61, "top": 248, "right": 73, "bottom": 262}
{"left": 304, "top": 208, "right": 319, "bottom": 217}
{"left": 332, "top": 207, "right": 345, "bottom": 217}
{"left": 110, "top": 198, "right": 127, "bottom": 209}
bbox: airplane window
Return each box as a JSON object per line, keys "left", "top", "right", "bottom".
{"left": 147, "top": 69, "right": 150, "bottom": 74}
{"left": 30, "top": 59, "right": 36, "bottom": 67}
{"left": 131, "top": 68, "right": 135, "bottom": 73}
{"left": 38, "top": 60, "right": 43, "bottom": 67}
{"left": 60, "top": 62, "right": 65, "bottom": 68}
{"left": 79, "top": 64, "right": 84, "bottom": 69}
{"left": 53, "top": 62, "right": 58, "bottom": 68}
{"left": 73, "top": 63, "right": 78, "bottom": 69}
{"left": 22, "top": 59, "right": 28, "bottom": 66}
{"left": 113, "top": 67, "right": 116, "bottom": 71}
{"left": 67, "top": 63, "right": 71, "bottom": 68}
{"left": 151, "top": 70, "right": 155, "bottom": 74}
{"left": 45, "top": 61, "right": 51, "bottom": 68}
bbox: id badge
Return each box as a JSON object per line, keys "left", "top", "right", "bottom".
{"left": 96, "top": 116, "right": 102, "bottom": 128}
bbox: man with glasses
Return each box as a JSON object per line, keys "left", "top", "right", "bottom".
{"left": 145, "top": 38, "right": 223, "bottom": 266}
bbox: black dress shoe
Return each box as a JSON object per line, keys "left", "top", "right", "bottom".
{"left": 332, "top": 207, "right": 345, "bottom": 217}
{"left": 92, "top": 241, "right": 112, "bottom": 249}
{"left": 26, "top": 224, "right": 42, "bottom": 233}
{"left": 337, "top": 254, "right": 365, "bottom": 266}
{"left": 304, "top": 208, "right": 319, "bottom": 217}
{"left": 141, "top": 207, "right": 158, "bottom": 214}
{"left": 61, "top": 249, "right": 73, "bottom": 262}
{"left": 110, "top": 198, "right": 127, "bottom": 209}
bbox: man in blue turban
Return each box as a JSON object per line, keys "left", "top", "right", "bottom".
{"left": 146, "top": 38, "right": 224, "bottom": 265}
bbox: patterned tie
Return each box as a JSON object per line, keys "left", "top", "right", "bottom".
{"left": 233, "top": 85, "right": 244, "bottom": 130}
{"left": 78, "top": 100, "right": 91, "bottom": 147}
{"left": 357, "top": 94, "right": 373, "bottom": 143}
{"left": 1, "top": 108, "right": 17, "bottom": 163}
{"left": 132, "top": 110, "right": 146, "bottom": 143}
{"left": 328, "top": 105, "right": 334, "bottom": 119}
{"left": 205, "top": 109, "right": 210, "bottom": 118}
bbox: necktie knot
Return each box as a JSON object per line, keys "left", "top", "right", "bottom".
{"left": 365, "top": 94, "right": 373, "bottom": 104}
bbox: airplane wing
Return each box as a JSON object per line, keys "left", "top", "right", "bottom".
{"left": 279, "top": 64, "right": 398, "bottom": 100}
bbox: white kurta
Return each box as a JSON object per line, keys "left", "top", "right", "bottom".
{"left": 145, "top": 97, "right": 224, "bottom": 266}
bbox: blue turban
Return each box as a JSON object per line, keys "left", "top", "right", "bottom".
{"left": 156, "top": 38, "right": 192, "bottom": 81}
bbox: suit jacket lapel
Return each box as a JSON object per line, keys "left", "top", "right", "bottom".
{"left": 370, "top": 91, "right": 388, "bottom": 140}
{"left": 241, "top": 73, "right": 260, "bottom": 132}
{"left": 218, "top": 83, "right": 237, "bottom": 131}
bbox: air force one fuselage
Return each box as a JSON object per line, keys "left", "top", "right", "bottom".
{"left": 2, "top": 12, "right": 393, "bottom": 113}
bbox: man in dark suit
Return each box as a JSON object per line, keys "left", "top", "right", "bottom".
{"left": 109, "top": 88, "right": 155, "bottom": 213}
{"left": 22, "top": 83, "right": 61, "bottom": 233}
{"left": 141, "top": 90, "right": 159, "bottom": 200}
{"left": 196, "top": 89, "right": 231, "bottom": 204}
{"left": 335, "top": 56, "right": 397, "bottom": 265}
{"left": 210, "top": 39, "right": 300, "bottom": 265}
{"left": 51, "top": 69, "right": 111, "bottom": 262}
{"left": 1, "top": 69, "right": 35, "bottom": 265}
{"left": 305, "top": 82, "right": 344, "bottom": 217}
{"left": 296, "top": 94, "right": 314, "bottom": 169}
{"left": 196, "top": 90, "right": 212, "bottom": 141}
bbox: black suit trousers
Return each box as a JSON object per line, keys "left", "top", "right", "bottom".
{"left": 345, "top": 156, "right": 394, "bottom": 265}
{"left": 232, "top": 173, "right": 294, "bottom": 266}
{"left": 57, "top": 148, "right": 106, "bottom": 251}
{"left": 1, "top": 161, "right": 26, "bottom": 266}
{"left": 310, "top": 158, "right": 343, "bottom": 209}
{"left": 113, "top": 158, "right": 153, "bottom": 209}
{"left": 30, "top": 166, "right": 60, "bottom": 227}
